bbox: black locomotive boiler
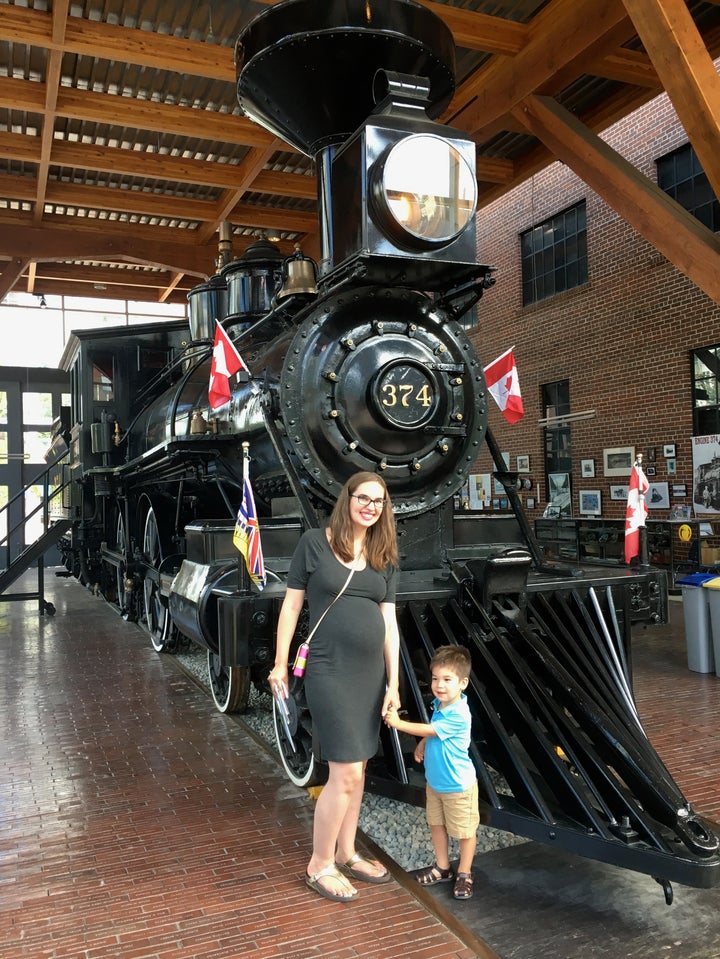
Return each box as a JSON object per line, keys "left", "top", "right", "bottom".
{"left": 49, "top": 0, "right": 720, "bottom": 902}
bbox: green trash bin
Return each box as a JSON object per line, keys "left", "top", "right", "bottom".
{"left": 676, "top": 572, "right": 715, "bottom": 673}
{"left": 701, "top": 576, "right": 720, "bottom": 678}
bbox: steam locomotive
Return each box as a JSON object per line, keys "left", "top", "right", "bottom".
{"left": 49, "top": 0, "right": 719, "bottom": 901}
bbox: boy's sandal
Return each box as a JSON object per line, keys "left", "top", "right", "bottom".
{"left": 305, "top": 864, "right": 357, "bottom": 902}
{"left": 337, "top": 853, "right": 391, "bottom": 884}
{"left": 453, "top": 872, "right": 474, "bottom": 900}
{"left": 415, "top": 863, "right": 455, "bottom": 886}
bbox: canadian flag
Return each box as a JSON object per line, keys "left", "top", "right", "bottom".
{"left": 483, "top": 347, "right": 524, "bottom": 424}
{"left": 624, "top": 460, "right": 649, "bottom": 564}
{"left": 208, "top": 321, "right": 248, "bottom": 409}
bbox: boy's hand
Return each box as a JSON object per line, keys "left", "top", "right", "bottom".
{"left": 413, "top": 741, "right": 425, "bottom": 764}
{"left": 384, "top": 705, "right": 400, "bottom": 728}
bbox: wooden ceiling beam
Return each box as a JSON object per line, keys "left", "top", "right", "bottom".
{"left": 450, "top": 0, "right": 631, "bottom": 136}
{"left": 198, "top": 144, "right": 280, "bottom": 243}
{"left": 0, "top": 132, "right": 317, "bottom": 199}
{"left": 512, "top": 94, "right": 720, "bottom": 303}
{"left": 31, "top": 262, "right": 195, "bottom": 290}
{"left": 474, "top": 19, "right": 720, "bottom": 205}
{"left": 0, "top": 77, "right": 271, "bottom": 149}
{"left": 0, "top": 223, "right": 215, "bottom": 277}
{"left": 475, "top": 155, "right": 515, "bottom": 185}
{"left": 622, "top": 0, "right": 720, "bottom": 204}
{"left": 420, "top": 1, "right": 527, "bottom": 54}
{"left": 55, "top": 87, "right": 276, "bottom": 148}
{"left": 0, "top": 173, "right": 317, "bottom": 232}
{"left": 1, "top": 5, "right": 235, "bottom": 83}
{"left": 0, "top": 209, "right": 297, "bottom": 256}
{"left": 0, "top": 257, "right": 33, "bottom": 300}
{"left": 30, "top": 277, "right": 190, "bottom": 304}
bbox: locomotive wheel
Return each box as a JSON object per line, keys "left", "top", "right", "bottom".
{"left": 208, "top": 651, "right": 251, "bottom": 713}
{"left": 142, "top": 507, "right": 174, "bottom": 653}
{"left": 272, "top": 681, "right": 327, "bottom": 789}
{"left": 115, "top": 513, "right": 130, "bottom": 618}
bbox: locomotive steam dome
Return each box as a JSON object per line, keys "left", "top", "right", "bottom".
{"left": 187, "top": 272, "right": 227, "bottom": 343}
{"left": 220, "top": 238, "right": 284, "bottom": 332}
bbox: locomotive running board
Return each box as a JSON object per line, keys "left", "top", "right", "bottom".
{"left": 385, "top": 572, "right": 720, "bottom": 891}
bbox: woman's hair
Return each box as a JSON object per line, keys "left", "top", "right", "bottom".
{"left": 328, "top": 471, "right": 399, "bottom": 570}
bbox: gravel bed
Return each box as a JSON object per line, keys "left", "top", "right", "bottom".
{"left": 175, "top": 645, "right": 525, "bottom": 872}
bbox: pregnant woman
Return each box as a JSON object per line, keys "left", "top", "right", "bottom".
{"left": 269, "top": 471, "right": 400, "bottom": 902}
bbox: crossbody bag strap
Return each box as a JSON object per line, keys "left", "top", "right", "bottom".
{"left": 304, "top": 563, "right": 356, "bottom": 648}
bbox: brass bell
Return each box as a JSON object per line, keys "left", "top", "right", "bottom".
{"left": 277, "top": 244, "right": 318, "bottom": 300}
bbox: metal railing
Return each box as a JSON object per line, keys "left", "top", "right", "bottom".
{"left": 0, "top": 451, "right": 74, "bottom": 613}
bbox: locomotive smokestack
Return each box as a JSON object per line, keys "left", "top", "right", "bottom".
{"left": 234, "top": 0, "right": 455, "bottom": 158}
{"left": 236, "top": 0, "right": 486, "bottom": 291}
{"left": 235, "top": 0, "right": 459, "bottom": 282}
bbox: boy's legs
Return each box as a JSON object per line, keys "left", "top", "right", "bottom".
{"left": 429, "top": 823, "right": 451, "bottom": 871}
{"left": 457, "top": 834, "right": 476, "bottom": 875}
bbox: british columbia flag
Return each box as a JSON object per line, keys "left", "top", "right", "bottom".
{"left": 233, "top": 473, "right": 266, "bottom": 590}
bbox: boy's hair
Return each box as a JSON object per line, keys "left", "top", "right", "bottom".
{"left": 430, "top": 645, "right": 472, "bottom": 680}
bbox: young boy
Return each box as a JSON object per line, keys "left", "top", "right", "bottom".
{"left": 384, "top": 645, "right": 478, "bottom": 900}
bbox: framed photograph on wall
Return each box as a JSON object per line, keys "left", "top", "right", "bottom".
{"left": 603, "top": 446, "right": 635, "bottom": 477}
{"left": 667, "top": 458, "right": 677, "bottom": 475}
{"left": 468, "top": 473, "right": 492, "bottom": 510}
{"left": 548, "top": 472, "right": 572, "bottom": 516}
{"left": 609, "top": 484, "right": 629, "bottom": 501}
{"left": 581, "top": 459, "right": 595, "bottom": 478}
{"left": 579, "top": 489, "right": 602, "bottom": 515}
{"left": 646, "top": 447, "right": 656, "bottom": 463}
{"left": 663, "top": 444, "right": 676, "bottom": 458}
{"left": 648, "top": 481, "right": 670, "bottom": 509}
{"left": 516, "top": 454, "right": 530, "bottom": 473}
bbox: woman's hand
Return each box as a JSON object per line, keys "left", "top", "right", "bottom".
{"left": 268, "top": 663, "right": 289, "bottom": 700}
{"left": 381, "top": 684, "right": 400, "bottom": 717}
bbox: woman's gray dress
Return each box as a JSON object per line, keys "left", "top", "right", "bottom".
{"left": 286, "top": 528, "right": 398, "bottom": 762}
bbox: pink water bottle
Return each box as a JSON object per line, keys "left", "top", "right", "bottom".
{"left": 293, "top": 642, "right": 310, "bottom": 677}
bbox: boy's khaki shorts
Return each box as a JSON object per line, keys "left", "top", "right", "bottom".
{"left": 425, "top": 780, "right": 480, "bottom": 840}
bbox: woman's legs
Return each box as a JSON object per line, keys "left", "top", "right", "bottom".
{"left": 307, "top": 760, "right": 365, "bottom": 895}
{"left": 334, "top": 761, "right": 387, "bottom": 879}
{"left": 306, "top": 759, "right": 386, "bottom": 890}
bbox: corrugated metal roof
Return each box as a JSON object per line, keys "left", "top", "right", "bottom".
{"left": 1, "top": 0, "right": 720, "bottom": 302}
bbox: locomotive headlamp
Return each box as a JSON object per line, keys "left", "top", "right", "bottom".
{"left": 327, "top": 105, "right": 487, "bottom": 290}
{"left": 371, "top": 134, "right": 477, "bottom": 249}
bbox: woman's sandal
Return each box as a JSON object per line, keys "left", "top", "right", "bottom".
{"left": 453, "top": 872, "right": 474, "bottom": 900}
{"left": 337, "top": 852, "right": 391, "bottom": 884}
{"left": 415, "top": 863, "right": 455, "bottom": 886}
{"left": 305, "top": 864, "right": 357, "bottom": 902}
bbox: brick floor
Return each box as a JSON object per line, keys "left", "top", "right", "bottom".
{"left": 632, "top": 598, "right": 720, "bottom": 822}
{"left": 2, "top": 577, "right": 719, "bottom": 959}
{"left": 0, "top": 575, "right": 479, "bottom": 959}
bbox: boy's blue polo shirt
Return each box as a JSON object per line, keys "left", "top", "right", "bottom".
{"left": 424, "top": 693, "right": 476, "bottom": 793}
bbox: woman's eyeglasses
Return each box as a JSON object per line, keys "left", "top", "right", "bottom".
{"left": 350, "top": 493, "right": 386, "bottom": 510}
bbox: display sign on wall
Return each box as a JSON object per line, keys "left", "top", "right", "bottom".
{"left": 692, "top": 434, "right": 720, "bottom": 514}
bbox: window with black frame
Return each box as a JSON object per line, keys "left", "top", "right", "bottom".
{"left": 520, "top": 201, "right": 588, "bottom": 306}
{"left": 692, "top": 345, "right": 720, "bottom": 435}
{"left": 542, "top": 380, "right": 572, "bottom": 516}
{"left": 656, "top": 143, "right": 720, "bottom": 231}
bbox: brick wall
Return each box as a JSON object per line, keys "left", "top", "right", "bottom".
{"left": 471, "top": 86, "right": 720, "bottom": 522}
